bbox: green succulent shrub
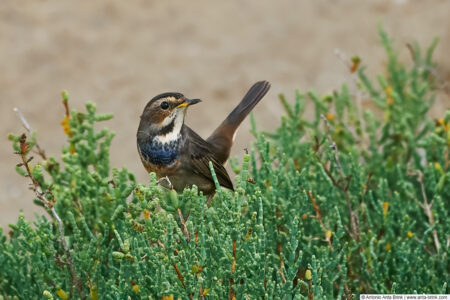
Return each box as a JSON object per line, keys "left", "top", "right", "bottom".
{"left": 1, "top": 27, "right": 448, "bottom": 299}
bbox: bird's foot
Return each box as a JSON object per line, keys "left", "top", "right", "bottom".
{"left": 206, "top": 194, "right": 214, "bottom": 207}
{"left": 157, "top": 176, "right": 173, "bottom": 190}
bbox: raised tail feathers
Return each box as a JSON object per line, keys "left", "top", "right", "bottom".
{"left": 207, "top": 80, "right": 271, "bottom": 164}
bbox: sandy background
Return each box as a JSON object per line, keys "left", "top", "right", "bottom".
{"left": 1, "top": 0, "right": 449, "bottom": 229}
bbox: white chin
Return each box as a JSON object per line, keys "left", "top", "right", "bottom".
{"left": 156, "top": 110, "right": 184, "bottom": 143}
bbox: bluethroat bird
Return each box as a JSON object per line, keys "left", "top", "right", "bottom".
{"left": 137, "top": 81, "right": 271, "bottom": 195}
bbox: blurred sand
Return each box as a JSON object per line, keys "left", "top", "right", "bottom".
{"left": 1, "top": 0, "right": 449, "bottom": 228}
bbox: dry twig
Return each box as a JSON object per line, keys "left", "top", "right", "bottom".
{"left": 13, "top": 108, "right": 47, "bottom": 160}
{"left": 407, "top": 169, "right": 441, "bottom": 254}
{"left": 319, "top": 114, "right": 360, "bottom": 241}
{"left": 228, "top": 240, "right": 237, "bottom": 300}
{"left": 177, "top": 208, "right": 191, "bottom": 243}
{"left": 305, "top": 190, "right": 333, "bottom": 250}
{"left": 173, "top": 263, "right": 186, "bottom": 289}
{"left": 16, "top": 134, "right": 84, "bottom": 298}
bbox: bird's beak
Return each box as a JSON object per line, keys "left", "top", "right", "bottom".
{"left": 175, "top": 98, "right": 202, "bottom": 109}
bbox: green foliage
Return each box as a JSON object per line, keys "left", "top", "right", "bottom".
{"left": 1, "top": 28, "right": 449, "bottom": 299}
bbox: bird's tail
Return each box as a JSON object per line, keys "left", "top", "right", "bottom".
{"left": 207, "top": 80, "right": 271, "bottom": 164}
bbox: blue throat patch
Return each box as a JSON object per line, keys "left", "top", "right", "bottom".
{"left": 139, "top": 138, "right": 180, "bottom": 166}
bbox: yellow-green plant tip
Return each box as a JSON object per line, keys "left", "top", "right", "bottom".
{"left": 351, "top": 56, "right": 361, "bottom": 63}
{"left": 43, "top": 290, "right": 53, "bottom": 299}
{"left": 56, "top": 288, "right": 68, "bottom": 300}
{"left": 322, "top": 95, "right": 333, "bottom": 103}
{"left": 305, "top": 269, "right": 312, "bottom": 281}
{"left": 132, "top": 284, "right": 140, "bottom": 293}
{"left": 169, "top": 189, "right": 179, "bottom": 208}
{"left": 61, "top": 90, "right": 69, "bottom": 102}
{"left": 123, "top": 239, "right": 130, "bottom": 253}
{"left": 112, "top": 251, "right": 125, "bottom": 260}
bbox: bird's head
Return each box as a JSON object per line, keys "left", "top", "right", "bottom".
{"left": 138, "top": 92, "right": 201, "bottom": 139}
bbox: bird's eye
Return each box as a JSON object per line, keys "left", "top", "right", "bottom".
{"left": 160, "top": 101, "right": 169, "bottom": 110}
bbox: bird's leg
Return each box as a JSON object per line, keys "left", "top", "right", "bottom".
{"left": 206, "top": 194, "right": 214, "bottom": 207}
{"left": 156, "top": 176, "right": 173, "bottom": 190}
{"left": 177, "top": 208, "right": 190, "bottom": 243}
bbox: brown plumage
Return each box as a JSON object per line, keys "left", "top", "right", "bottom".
{"left": 137, "top": 81, "right": 271, "bottom": 195}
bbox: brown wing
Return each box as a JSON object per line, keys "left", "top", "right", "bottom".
{"left": 183, "top": 126, "right": 234, "bottom": 191}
